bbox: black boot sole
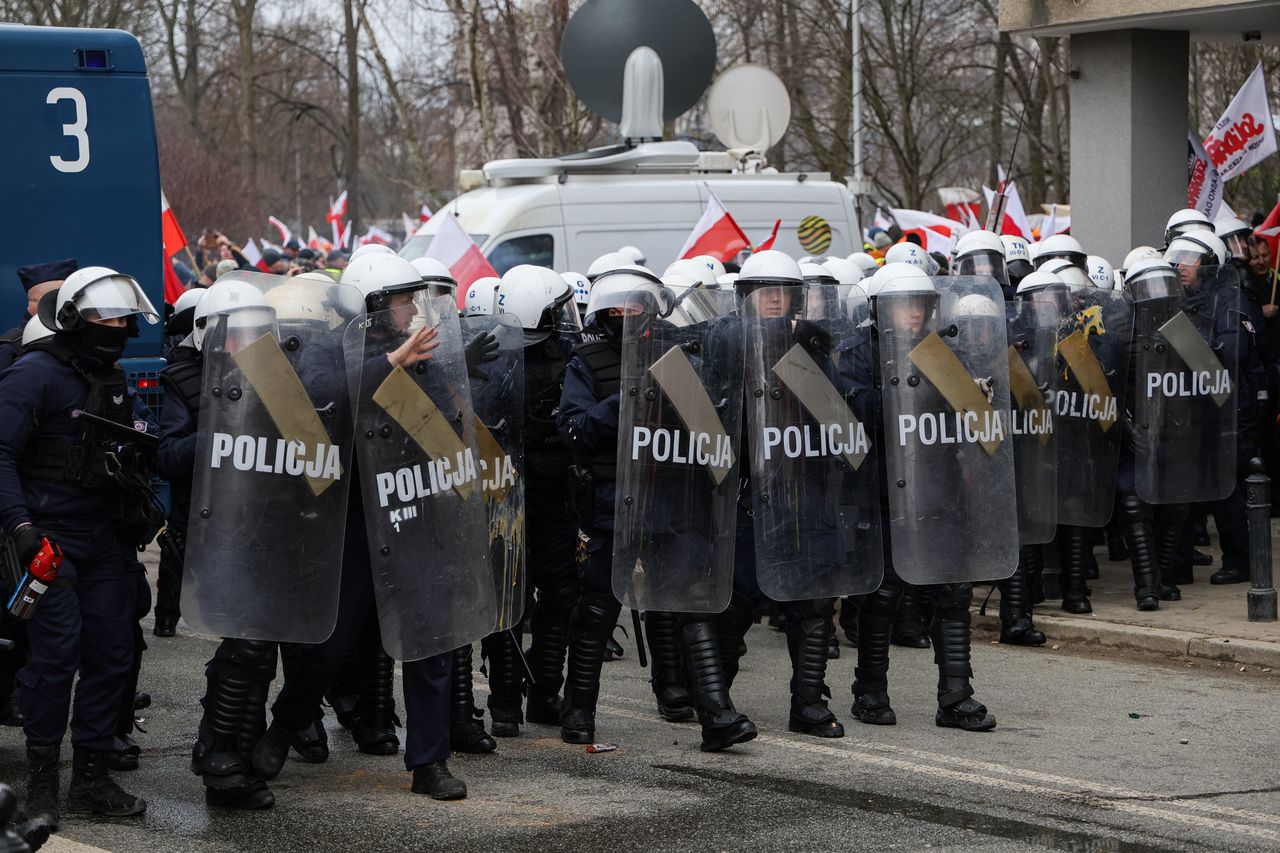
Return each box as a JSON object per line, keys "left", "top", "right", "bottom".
{"left": 999, "top": 631, "right": 1047, "bottom": 646}
{"left": 18, "top": 818, "right": 54, "bottom": 849}
{"left": 1136, "top": 597, "right": 1160, "bottom": 612}
{"left": 935, "top": 710, "right": 997, "bottom": 732}
{"left": 787, "top": 718, "right": 845, "bottom": 738}
{"left": 66, "top": 795, "right": 147, "bottom": 817}
{"left": 491, "top": 721, "right": 520, "bottom": 738}
{"left": 560, "top": 728, "right": 594, "bottom": 745}
{"left": 205, "top": 786, "right": 275, "bottom": 810}
{"left": 700, "top": 722, "right": 758, "bottom": 752}
{"left": 657, "top": 704, "right": 696, "bottom": 723}
{"left": 1061, "top": 599, "right": 1092, "bottom": 614}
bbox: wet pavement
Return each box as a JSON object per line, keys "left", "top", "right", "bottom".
{"left": 5, "top": 601, "right": 1280, "bottom": 853}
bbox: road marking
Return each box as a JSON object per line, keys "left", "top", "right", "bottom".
{"left": 594, "top": 693, "right": 1280, "bottom": 844}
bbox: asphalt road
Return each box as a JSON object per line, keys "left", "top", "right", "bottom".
{"left": 4, "top": 620, "right": 1279, "bottom": 853}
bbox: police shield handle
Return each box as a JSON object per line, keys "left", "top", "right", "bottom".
{"left": 907, "top": 332, "right": 1003, "bottom": 458}
{"left": 1058, "top": 331, "right": 1117, "bottom": 432}
{"left": 1007, "top": 346, "right": 1052, "bottom": 446}
{"left": 372, "top": 366, "right": 478, "bottom": 500}
{"left": 1158, "top": 312, "right": 1232, "bottom": 407}
{"left": 646, "top": 345, "right": 735, "bottom": 486}
{"left": 232, "top": 333, "right": 341, "bottom": 498}
{"left": 770, "top": 343, "right": 867, "bottom": 471}
{"left": 473, "top": 415, "right": 515, "bottom": 500}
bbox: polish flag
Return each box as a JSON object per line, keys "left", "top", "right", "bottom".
{"left": 402, "top": 212, "right": 419, "bottom": 242}
{"left": 424, "top": 214, "right": 498, "bottom": 307}
{"left": 160, "top": 192, "right": 188, "bottom": 258}
{"left": 755, "top": 219, "right": 782, "bottom": 252}
{"left": 419, "top": 203, "right": 433, "bottom": 223}
{"left": 981, "top": 183, "right": 1032, "bottom": 240}
{"left": 241, "top": 238, "right": 270, "bottom": 272}
{"left": 889, "top": 208, "right": 964, "bottom": 255}
{"left": 359, "top": 225, "right": 393, "bottom": 246}
{"left": 266, "top": 215, "right": 292, "bottom": 245}
{"left": 1041, "top": 204, "right": 1071, "bottom": 239}
{"left": 162, "top": 254, "right": 185, "bottom": 305}
{"left": 306, "top": 226, "right": 331, "bottom": 252}
{"left": 327, "top": 191, "right": 348, "bottom": 225}
{"left": 678, "top": 189, "right": 750, "bottom": 262}
{"left": 340, "top": 220, "right": 353, "bottom": 250}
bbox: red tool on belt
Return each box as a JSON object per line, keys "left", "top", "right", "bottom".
{"left": 7, "top": 537, "right": 63, "bottom": 620}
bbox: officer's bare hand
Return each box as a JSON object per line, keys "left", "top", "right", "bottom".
{"left": 387, "top": 325, "right": 440, "bottom": 368}
{"left": 1264, "top": 304, "right": 1277, "bottom": 319}
{"left": 974, "top": 376, "right": 995, "bottom": 403}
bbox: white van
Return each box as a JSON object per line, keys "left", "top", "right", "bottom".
{"left": 400, "top": 141, "right": 858, "bottom": 274}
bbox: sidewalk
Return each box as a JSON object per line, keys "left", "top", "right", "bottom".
{"left": 973, "top": 527, "right": 1280, "bottom": 669}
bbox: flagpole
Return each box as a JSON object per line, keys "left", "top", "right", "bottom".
{"left": 850, "top": 0, "right": 866, "bottom": 242}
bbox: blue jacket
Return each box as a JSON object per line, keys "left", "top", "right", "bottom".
{"left": 557, "top": 350, "right": 620, "bottom": 533}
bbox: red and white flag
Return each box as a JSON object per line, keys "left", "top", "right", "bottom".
{"left": 402, "top": 212, "right": 419, "bottom": 242}
{"left": 937, "top": 187, "right": 981, "bottom": 233}
{"left": 340, "top": 220, "right": 353, "bottom": 250}
{"left": 678, "top": 189, "right": 750, "bottom": 262}
{"left": 360, "top": 225, "right": 393, "bottom": 246}
{"left": 160, "top": 192, "right": 188, "bottom": 259}
{"left": 327, "top": 191, "right": 348, "bottom": 225}
{"left": 755, "top": 219, "right": 782, "bottom": 253}
{"left": 241, "top": 238, "right": 270, "bottom": 272}
{"left": 306, "top": 226, "right": 331, "bottom": 252}
{"left": 981, "top": 182, "right": 1032, "bottom": 240}
{"left": 419, "top": 203, "right": 433, "bottom": 223}
{"left": 425, "top": 214, "right": 498, "bottom": 305}
{"left": 1204, "top": 62, "right": 1277, "bottom": 182}
{"left": 266, "top": 215, "right": 292, "bottom": 245}
{"left": 870, "top": 207, "right": 893, "bottom": 235}
{"left": 889, "top": 208, "right": 964, "bottom": 254}
{"left": 1041, "top": 204, "right": 1071, "bottom": 238}
{"left": 162, "top": 255, "right": 185, "bottom": 305}
{"left": 1187, "top": 131, "right": 1225, "bottom": 220}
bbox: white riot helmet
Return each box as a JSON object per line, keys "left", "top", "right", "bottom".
{"left": 495, "top": 264, "right": 583, "bottom": 344}
{"left": 166, "top": 286, "right": 206, "bottom": 339}
{"left": 411, "top": 256, "right": 458, "bottom": 300}
{"left": 584, "top": 265, "right": 669, "bottom": 340}
{"left": 691, "top": 255, "right": 728, "bottom": 279}
{"left": 265, "top": 281, "right": 329, "bottom": 327}
{"left": 1124, "top": 258, "right": 1182, "bottom": 301}
{"left": 874, "top": 264, "right": 937, "bottom": 330}
{"left": 953, "top": 293, "right": 1004, "bottom": 337}
{"left": 349, "top": 243, "right": 394, "bottom": 260}
{"left": 884, "top": 241, "right": 935, "bottom": 274}
{"left": 1001, "top": 235, "right": 1034, "bottom": 285}
{"left": 463, "top": 276, "right": 500, "bottom": 317}
{"left": 820, "top": 256, "right": 864, "bottom": 287}
{"left": 1164, "top": 208, "right": 1214, "bottom": 246}
{"left": 53, "top": 266, "right": 159, "bottom": 331}
{"left": 1040, "top": 257, "right": 1093, "bottom": 291}
{"left": 1035, "top": 234, "right": 1086, "bottom": 269}
{"left": 847, "top": 252, "right": 880, "bottom": 276}
{"left": 561, "top": 271, "right": 592, "bottom": 311}
{"left": 735, "top": 250, "right": 804, "bottom": 317}
{"left": 192, "top": 278, "right": 276, "bottom": 353}
{"left": 1121, "top": 246, "right": 1161, "bottom": 271}
{"left": 717, "top": 272, "right": 739, "bottom": 287}
{"left": 1014, "top": 270, "right": 1066, "bottom": 296}
{"left": 587, "top": 252, "right": 627, "bottom": 281}
{"left": 21, "top": 314, "right": 54, "bottom": 347}
{"left": 953, "top": 230, "right": 1008, "bottom": 285}
{"left": 1085, "top": 255, "right": 1115, "bottom": 289}
{"left": 874, "top": 263, "right": 933, "bottom": 296}
{"left": 665, "top": 258, "right": 720, "bottom": 289}
{"left": 171, "top": 286, "right": 205, "bottom": 317}
{"left": 1215, "top": 216, "right": 1252, "bottom": 260}
{"left": 1165, "top": 229, "right": 1227, "bottom": 268}
{"left": 616, "top": 245, "right": 647, "bottom": 266}
{"left": 341, "top": 252, "right": 428, "bottom": 310}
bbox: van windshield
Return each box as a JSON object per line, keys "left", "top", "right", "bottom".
{"left": 487, "top": 234, "right": 554, "bottom": 275}
{"left": 399, "top": 233, "right": 489, "bottom": 262}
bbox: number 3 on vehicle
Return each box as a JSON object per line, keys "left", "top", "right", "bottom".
{"left": 47, "top": 86, "right": 89, "bottom": 173}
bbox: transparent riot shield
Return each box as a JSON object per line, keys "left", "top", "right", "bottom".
{"left": 1054, "top": 288, "right": 1133, "bottom": 526}
{"left": 877, "top": 276, "right": 1018, "bottom": 584}
{"left": 459, "top": 313, "right": 526, "bottom": 631}
{"left": 182, "top": 271, "right": 357, "bottom": 643}
{"left": 744, "top": 283, "right": 882, "bottom": 600}
{"left": 1006, "top": 285, "right": 1067, "bottom": 544}
{"left": 613, "top": 288, "right": 742, "bottom": 613}
{"left": 346, "top": 293, "right": 495, "bottom": 660}
{"left": 1135, "top": 266, "right": 1240, "bottom": 504}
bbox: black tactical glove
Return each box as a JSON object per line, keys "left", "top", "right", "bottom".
{"left": 12, "top": 524, "right": 53, "bottom": 568}
{"left": 464, "top": 331, "right": 500, "bottom": 379}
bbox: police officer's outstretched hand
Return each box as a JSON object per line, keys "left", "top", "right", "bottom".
{"left": 13, "top": 524, "right": 54, "bottom": 568}
{"left": 388, "top": 325, "right": 440, "bottom": 369}
{"left": 464, "top": 331, "right": 500, "bottom": 379}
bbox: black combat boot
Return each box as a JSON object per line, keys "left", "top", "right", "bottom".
{"left": 644, "top": 611, "right": 694, "bottom": 722}
{"left": 484, "top": 631, "right": 525, "bottom": 738}
{"left": 560, "top": 593, "right": 620, "bottom": 744}
{"left": 714, "top": 594, "right": 755, "bottom": 691}
{"left": 198, "top": 645, "right": 275, "bottom": 808}
{"left": 890, "top": 585, "right": 931, "bottom": 648}
{"left": 1057, "top": 525, "right": 1094, "bottom": 614}
{"left": 449, "top": 644, "right": 496, "bottom": 754}
{"left": 411, "top": 762, "right": 467, "bottom": 800}
{"left": 525, "top": 571, "right": 576, "bottom": 725}
{"left": 931, "top": 586, "right": 996, "bottom": 732}
{"left": 786, "top": 604, "right": 844, "bottom": 738}
{"left": 352, "top": 640, "right": 400, "bottom": 756}
{"left": 67, "top": 747, "right": 146, "bottom": 817}
{"left": 851, "top": 585, "right": 899, "bottom": 726}
{"left": 998, "top": 555, "right": 1046, "bottom": 646}
{"left": 1155, "top": 504, "right": 1188, "bottom": 600}
{"left": 681, "top": 618, "right": 757, "bottom": 751}
{"left": 1120, "top": 493, "right": 1161, "bottom": 611}
{"left": 20, "top": 745, "right": 60, "bottom": 845}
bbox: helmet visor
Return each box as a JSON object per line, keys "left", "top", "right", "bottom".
{"left": 1127, "top": 267, "right": 1182, "bottom": 301}
{"left": 76, "top": 275, "right": 161, "bottom": 324}
{"left": 738, "top": 283, "right": 802, "bottom": 319}
{"left": 584, "top": 277, "right": 665, "bottom": 325}
{"left": 955, "top": 251, "right": 1008, "bottom": 286}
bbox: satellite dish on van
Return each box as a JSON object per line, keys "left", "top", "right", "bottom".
{"left": 708, "top": 64, "right": 791, "bottom": 153}
{"left": 561, "top": 0, "right": 716, "bottom": 124}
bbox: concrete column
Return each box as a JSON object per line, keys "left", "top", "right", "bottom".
{"left": 1069, "top": 29, "right": 1189, "bottom": 265}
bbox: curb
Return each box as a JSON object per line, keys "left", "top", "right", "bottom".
{"left": 971, "top": 610, "right": 1280, "bottom": 669}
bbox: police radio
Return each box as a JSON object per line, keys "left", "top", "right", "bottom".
{"left": 4, "top": 536, "right": 64, "bottom": 621}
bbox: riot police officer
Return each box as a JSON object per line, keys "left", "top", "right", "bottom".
{"left": 0, "top": 266, "right": 160, "bottom": 832}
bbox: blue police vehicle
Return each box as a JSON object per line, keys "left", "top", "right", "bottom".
{"left": 0, "top": 24, "right": 166, "bottom": 413}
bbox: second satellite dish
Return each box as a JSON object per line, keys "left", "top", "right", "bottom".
{"left": 708, "top": 64, "right": 791, "bottom": 153}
